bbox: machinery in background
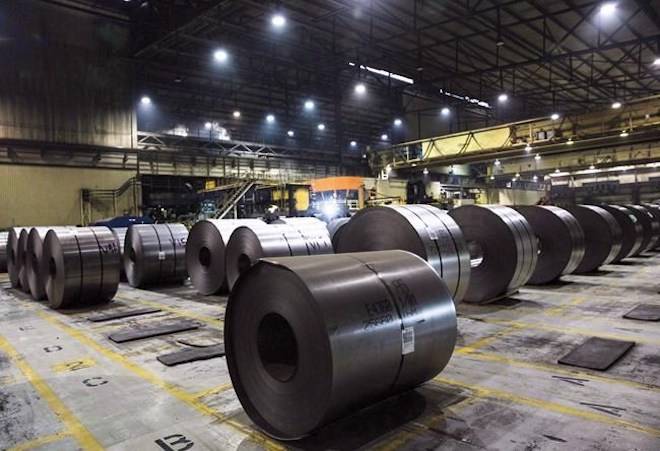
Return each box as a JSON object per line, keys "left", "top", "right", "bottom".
{"left": 92, "top": 216, "right": 153, "bottom": 228}
{"left": 310, "top": 177, "right": 364, "bottom": 221}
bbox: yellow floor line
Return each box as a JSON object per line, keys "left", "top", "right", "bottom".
{"left": 466, "top": 317, "right": 660, "bottom": 347}
{"left": 35, "top": 310, "right": 283, "bottom": 451}
{"left": 193, "top": 382, "right": 234, "bottom": 399}
{"left": 456, "top": 324, "right": 526, "bottom": 355}
{"left": 0, "top": 336, "right": 103, "bottom": 451}
{"left": 432, "top": 376, "right": 660, "bottom": 437}
{"left": 455, "top": 349, "right": 660, "bottom": 393}
{"left": 115, "top": 296, "right": 223, "bottom": 328}
{"left": 545, "top": 296, "right": 587, "bottom": 316}
{"left": 8, "top": 431, "right": 71, "bottom": 451}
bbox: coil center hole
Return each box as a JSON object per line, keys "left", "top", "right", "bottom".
{"left": 48, "top": 257, "right": 57, "bottom": 277}
{"left": 467, "top": 240, "right": 484, "bottom": 268}
{"left": 198, "top": 247, "right": 211, "bottom": 268}
{"left": 257, "top": 313, "right": 298, "bottom": 382}
{"left": 238, "top": 254, "right": 252, "bottom": 275}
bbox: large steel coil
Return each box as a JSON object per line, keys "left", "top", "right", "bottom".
{"left": 334, "top": 205, "right": 470, "bottom": 303}
{"left": 326, "top": 217, "right": 350, "bottom": 250}
{"left": 18, "top": 229, "right": 31, "bottom": 292}
{"left": 640, "top": 203, "right": 660, "bottom": 250}
{"left": 186, "top": 219, "right": 267, "bottom": 295}
{"left": 225, "top": 250, "right": 457, "bottom": 439}
{"left": 625, "top": 205, "right": 659, "bottom": 254}
{"left": 565, "top": 205, "right": 622, "bottom": 273}
{"left": 42, "top": 227, "right": 120, "bottom": 309}
{"left": 0, "top": 232, "right": 7, "bottom": 273}
{"left": 27, "top": 227, "right": 68, "bottom": 300}
{"left": 225, "top": 223, "right": 334, "bottom": 291}
{"left": 514, "top": 206, "right": 585, "bottom": 284}
{"left": 111, "top": 227, "right": 128, "bottom": 280}
{"left": 7, "top": 227, "right": 26, "bottom": 287}
{"left": 124, "top": 224, "right": 189, "bottom": 288}
{"left": 598, "top": 205, "right": 643, "bottom": 261}
{"left": 448, "top": 205, "right": 538, "bottom": 303}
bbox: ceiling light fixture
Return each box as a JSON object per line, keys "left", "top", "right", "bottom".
{"left": 304, "top": 100, "right": 315, "bottom": 111}
{"left": 287, "top": 130, "right": 295, "bottom": 137}
{"left": 350, "top": 140, "right": 357, "bottom": 147}
{"left": 550, "top": 113, "right": 560, "bottom": 120}
{"left": 535, "top": 153, "right": 541, "bottom": 161}
{"left": 266, "top": 114, "right": 275, "bottom": 123}
{"left": 599, "top": 2, "right": 617, "bottom": 16}
{"left": 317, "top": 123, "right": 326, "bottom": 131}
{"left": 232, "top": 110, "right": 241, "bottom": 118}
{"left": 354, "top": 83, "right": 366, "bottom": 95}
{"left": 620, "top": 130, "right": 629, "bottom": 137}
{"left": 140, "top": 96, "right": 151, "bottom": 105}
{"left": 393, "top": 118, "right": 402, "bottom": 126}
{"left": 611, "top": 101, "right": 622, "bottom": 109}
{"left": 498, "top": 93, "right": 508, "bottom": 103}
{"left": 441, "top": 107, "right": 450, "bottom": 116}
{"left": 271, "top": 14, "right": 286, "bottom": 28}
{"left": 381, "top": 133, "right": 389, "bottom": 141}
{"left": 213, "top": 48, "right": 228, "bottom": 63}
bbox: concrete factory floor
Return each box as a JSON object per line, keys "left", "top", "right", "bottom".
{"left": 1, "top": 256, "right": 660, "bottom": 451}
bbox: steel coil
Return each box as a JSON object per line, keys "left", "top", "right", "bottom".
{"left": 0, "top": 232, "right": 7, "bottom": 273}
{"left": 326, "top": 217, "right": 350, "bottom": 250}
{"left": 640, "top": 203, "right": 660, "bottom": 250}
{"left": 514, "top": 206, "right": 585, "bottom": 284}
{"left": 111, "top": 227, "right": 128, "bottom": 280}
{"left": 17, "top": 229, "right": 31, "bottom": 292}
{"left": 334, "top": 205, "right": 470, "bottom": 303}
{"left": 448, "top": 205, "right": 538, "bottom": 303}
{"left": 225, "top": 250, "right": 457, "bottom": 440}
{"left": 42, "top": 227, "right": 120, "bottom": 309}
{"left": 7, "top": 227, "right": 26, "bottom": 287}
{"left": 26, "top": 227, "right": 69, "bottom": 300}
{"left": 625, "top": 205, "right": 659, "bottom": 254}
{"left": 598, "top": 205, "right": 643, "bottom": 261}
{"left": 565, "top": 205, "right": 622, "bottom": 272}
{"left": 186, "top": 219, "right": 267, "bottom": 295}
{"left": 124, "top": 224, "right": 188, "bottom": 288}
{"left": 225, "top": 223, "right": 334, "bottom": 291}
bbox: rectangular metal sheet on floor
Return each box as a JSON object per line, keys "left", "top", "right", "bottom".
{"left": 558, "top": 337, "right": 635, "bottom": 371}
{"left": 108, "top": 321, "right": 200, "bottom": 343}
{"left": 87, "top": 307, "right": 162, "bottom": 322}
{"left": 157, "top": 344, "right": 225, "bottom": 367}
{"left": 624, "top": 304, "right": 660, "bottom": 321}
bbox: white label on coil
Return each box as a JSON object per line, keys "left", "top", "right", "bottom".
{"left": 402, "top": 327, "right": 415, "bottom": 355}
{"left": 158, "top": 251, "right": 166, "bottom": 261}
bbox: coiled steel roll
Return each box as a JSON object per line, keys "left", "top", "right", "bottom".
{"left": 18, "top": 229, "right": 31, "bottom": 292}
{"left": 448, "top": 205, "right": 537, "bottom": 304}
{"left": 124, "top": 224, "right": 188, "bottom": 288}
{"left": 27, "top": 227, "right": 69, "bottom": 300}
{"left": 7, "top": 227, "right": 26, "bottom": 287}
{"left": 111, "top": 227, "right": 128, "bottom": 280}
{"left": 565, "top": 205, "right": 622, "bottom": 273}
{"left": 514, "top": 206, "right": 585, "bottom": 284}
{"left": 625, "top": 205, "right": 659, "bottom": 254}
{"left": 186, "top": 219, "right": 267, "bottom": 295}
{"left": 640, "top": 203, "right": 660, "bottom": 250}
{"left": 598, "top": 205, "right": 643, "bottom": 261}
{"left": 0, "top": 232, "right": 7, "bottom": 273}
{"left": 226, "top": 223, "right": 334, "bottom": 291}
{"left": 326, "top": 217, "right": 350, "bottom": 250}
{"left": 334, "top": 205, "right": 470, "bottom": 303}
{"left": 42, "top": 227, "right": 120, "bottom": 309}
{"left": 225, "top": 250, "right": 457, "bottom": 440}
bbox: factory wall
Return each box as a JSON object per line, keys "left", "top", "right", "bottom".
{"left": 0, "top": 1, "right": 134, "bottom": 147}
{"left": 0, "top": 165, "right": 136, "bottom": 228}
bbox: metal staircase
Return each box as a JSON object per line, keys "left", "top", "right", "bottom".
{"left": 214, "top": 180, "right": 256, "bottom": 219}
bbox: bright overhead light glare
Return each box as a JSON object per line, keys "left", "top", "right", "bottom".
{"left": 213, "top": 48, "right": 228, "bottom": 63}
{"left": 423, "top": 167, "right": 429, "bottom": 175}
{"left": 555, "top": 168, "right": 561, "bottom": 173}
{"left": 204, "top": 121, "right": 213, "bottom": 129}
{"left": 620, "top": 130, "right": 629, "bottom": 137}
{"left": 304, "top": 100, "right": 315, "bottom": 110}
{"left": 599, "top": 2, "right": 617, "bottom": 16}
{"left": 525, "top": 144, "right": 533, "bottom": 152}
{"left": 490, "top": 175, "right": 495, "bottom": 180}
{"left": 567, "top": 138, "right": 574, "bottom": 145}
{"left": 271, "top": 14, "right": 286, "bottom": 28}
{"left": 550, "top": 113, "right": 560, "bottom": 120}
{"left": 515, "top": 172, "right": 520, "bottom": 178}
{"left": 287, "top": 130, "right": 295, "bottom": 137}
{"left": 441, "top": 107, "right": 450, "bottom": 116}
{"left": 494, "top": 159, "right": 501, "bottom": 166}
{"left": 385, "top": 164, "right": 392, "bottom": 173}
{"left": 589, "top": 164, "right": 596, "bottom": 170}
{"left": 232, "top": 110, "right": 241, "bottom": 118}
{"left": 611, "top": 101, "right": 622, "bottom": 109}
{"left": 533, "top": 175, "right": 538, "bottom": 182}
{"left": 266, "top": 114, "right": 275, "bottom": 123}
{"left": 381, "top": 133, "right": 389, "bottom": 141}
{"left": 394, "top": 118, "right": 402, "bottom": 126}
{"left": 497, "top": 93, "right": 508, "bottom": 103}
{"left": 140, "top": 96, "right": 151, "bottom": 105}
{"left": 653, "top": 57, "right": 660, "bottom": 66}
{"left": 350, "top": 140, "right": 357, "bottom": 147}
{"left": 511, "top": 177, "right": 517, "bottom": 182}
{"left": 317, "top": 123, "right": 326, "bottom": 131}
{"left": 354, "top": 83, "right": 367, "bottom": 95}
{"left": 535, "top": 153, "right": 541, "bottom": 161}
{"left": 362, "top": 153, "right": 367, "bottom": 158}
